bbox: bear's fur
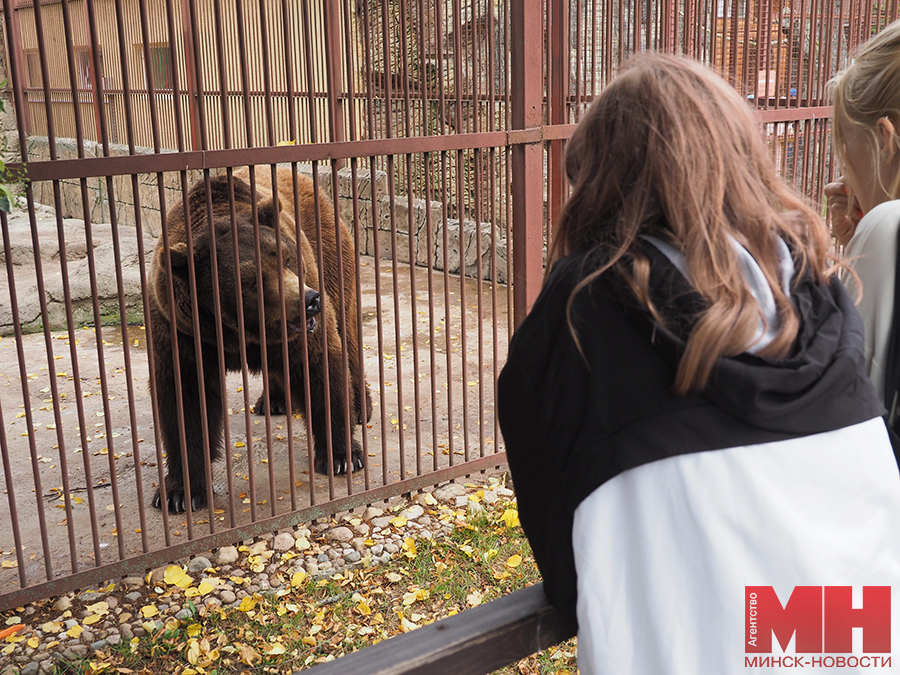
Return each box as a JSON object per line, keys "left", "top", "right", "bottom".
{"left": 149, "top": 170, "right": 370, "bottom": 513}
{"left": 234, "top": 167, "right": 372, "bottom": 425}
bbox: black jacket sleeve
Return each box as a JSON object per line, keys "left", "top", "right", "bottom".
{"left": 497, "top": 259, "right": 592, "bottom": 626}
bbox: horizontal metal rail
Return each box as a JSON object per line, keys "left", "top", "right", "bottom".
{"left": 15, "top": 107, "right": 832, "bottom": 183}
{"left": 0, "top": 453, "right": 506, "bottom": 610}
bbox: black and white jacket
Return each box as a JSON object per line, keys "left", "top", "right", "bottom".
{"left": 498, "top": 245, "right": 900, "bottom": 673}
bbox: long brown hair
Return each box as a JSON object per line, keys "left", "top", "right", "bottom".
{"left": 551, "top": 53, "right": 833, "bottom": 395}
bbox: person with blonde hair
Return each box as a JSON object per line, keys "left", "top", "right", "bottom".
{"left": 826, "top": 19, "right": 900, "bottom": 419}
{"left": 499, "top": 52, "right": 900, "bottom": 674}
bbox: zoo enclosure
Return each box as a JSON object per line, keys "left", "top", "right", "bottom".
{"left": 0, "top": 0, "right": 896, "bottom": 610}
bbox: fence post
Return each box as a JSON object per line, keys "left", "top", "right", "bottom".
{"left": 181, "top": 0, "right": 202, "bottom": 151}
{"left": 547, "top": 0, "right": 568, "bottom": 236}
{"left": 510, "top": 0, "right": 544, "bottom": 328}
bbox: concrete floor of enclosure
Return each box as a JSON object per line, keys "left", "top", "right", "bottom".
{"left": 0, "top": 255, "right": 511, "bottom": 592}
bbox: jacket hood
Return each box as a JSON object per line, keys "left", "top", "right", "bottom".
{"left": 611, "top": 243, "right": 885, "bottom": 435}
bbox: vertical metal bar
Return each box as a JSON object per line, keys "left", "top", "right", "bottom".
{"left": 308, "top": 161, "right": 337, "bottom": 496}
{"left": 322, "top": 0, "right": 356, "bottom": 491}
{"left": 278, "top": 0, "right": 302, "bottom": 509}
{"left": 109, "top": 0, "right": 152, "bottom": 553}
{"left": 346, "top": 156, "right": 372, "bottom": 490}
{"left": 369, "top": 154, "right": 390, "bottom": 485}
{"left": 0, "top": 207, "right": 53, "bottom": 579}
{"left": 28, "top": 0, "right": 80, "bottom": 572}
{"left": 5, "top": 1, "right": 29, "bottom": 136}
{"left": 210, "top": 0, "right": 240, "bottom": 527}
{"left": 56, "top": 0, "right": 113, "bottom": 560}
{"left": 510, "top": 0, "right": 544, "bottom": 327}
{"left": 548, "top": 0, "right": 567, "bottom": 229}
{"left": 439, "top": 149, "right": 455, "bottom": 462}
{"left": 324, "top": 0, "right": 346, "bottom": 153}
{"left": 0, "top": 393, "right": 26, "bottom": 586}
{"left": 180, "top": 0, "right": 202, "bottom": 151}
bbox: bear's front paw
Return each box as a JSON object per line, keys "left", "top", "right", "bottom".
{"left": 315, "top": 440, "right": 364, "bottom": 475}
{"left": 252, "top": 390, "right": 287, "bottom": 416}
{"left": 151, "top": 484, "right": 208, "bottom": 513}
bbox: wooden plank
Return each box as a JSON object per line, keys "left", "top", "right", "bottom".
{"left": 299, "top": 583, "right": 576, "bottom": 675}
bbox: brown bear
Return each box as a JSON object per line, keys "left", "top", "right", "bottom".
{"left": 234, "top": 166, "right": 371, "bottom": 426}
{"left": 149, "top": 169, "right": 370, "bottom": 513}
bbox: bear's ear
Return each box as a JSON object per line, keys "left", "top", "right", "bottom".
{"left": 256, "top": 195, "right": 281, "bottom": 229}
{"left": 166, "top": 242, "right": 190, "bottom": 272}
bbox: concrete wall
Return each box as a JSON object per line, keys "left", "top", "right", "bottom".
{"left": 26, "top": 136, "right": 509, "bottom": 284}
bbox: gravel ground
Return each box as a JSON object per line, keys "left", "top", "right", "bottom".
{"left": 0, "top": 477, "right": 513, "bottom": 675}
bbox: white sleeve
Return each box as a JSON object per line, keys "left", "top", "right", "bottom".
{"left": 841, "top": 199, "right": 900, "bottom": 398}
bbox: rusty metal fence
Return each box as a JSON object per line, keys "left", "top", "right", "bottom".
{"left": 0, "top": 0, "right": 895, "bottom": 610}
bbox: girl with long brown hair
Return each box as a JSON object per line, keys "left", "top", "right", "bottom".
{"left": 499, "top": 53, "right": 900, "bottom": 674}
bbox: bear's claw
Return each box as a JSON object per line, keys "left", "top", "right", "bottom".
{"left": 152, "top": 486, "right": 207, "bottom": 514}
{"left": 314, "top": 440, "right": 364, "bottom": 475}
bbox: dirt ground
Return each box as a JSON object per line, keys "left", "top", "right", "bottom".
{"left": 0, "top": 255, "right": 511, "bottom": 597}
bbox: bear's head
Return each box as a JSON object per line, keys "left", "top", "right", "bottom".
{"left": 153, "top": 176, "right": 321, "bottom": 344}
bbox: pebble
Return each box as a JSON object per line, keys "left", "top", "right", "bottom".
{"left": 188, "top": 556, "right": 212, "bottom": 573}
{"left": 148, "top": 566, "right": 168, "bottom": 584}
{"left": 273, "top": 532, "right": 295, "bottom": 551}
{"left": 0, "top": 476, "right": 503, "bottom": 667}
{"left": 362, "top": 506, "right": 384, "bottom": 520}
{"left": 434, "top": 482, "right": 467, "bottom": 500}
{"left": 400, "top": 504, "right": 424, "bottom": 520}
{"left": 64, "top": 644, "right": 89, "bottom": 658}
{"left": 326, "top": 526, "right": 354, "bottom": 542}
{"left": 215, "top": 546, "right": 240, "bottom": 565}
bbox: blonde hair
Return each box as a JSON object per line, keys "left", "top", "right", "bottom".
{"left": 832, "top": 19, "right": 900, "bottom": 201}
{"left": 551, "top": 53, "right": 832, "bottom": 395}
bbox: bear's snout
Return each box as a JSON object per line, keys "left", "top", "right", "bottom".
{"left": 305, "top": 289, "right": 321, "bottom": 333}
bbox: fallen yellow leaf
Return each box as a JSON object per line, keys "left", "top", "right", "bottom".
{"left": 140, "top": 605, "right": 159, "bottom": 619}
{"left": 506, "top": 554, "right": 523, "bottom": 568}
